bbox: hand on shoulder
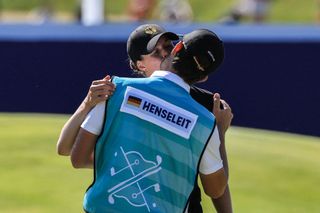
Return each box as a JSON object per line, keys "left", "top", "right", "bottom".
{"left": 83, "top": 75, "right": 116, "bottom": 108}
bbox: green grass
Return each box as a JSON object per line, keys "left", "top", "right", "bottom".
{"left": 220, "top": 128, "right": 320, "bottom": 212}
{"left": 0, "top": 113, "right": 319, "bottom": 212}
{"left": 0, "top": 113, "right": 92, "bottom": 212}
{"left": 0, "top": 0, "right": 318, "bottom": 23}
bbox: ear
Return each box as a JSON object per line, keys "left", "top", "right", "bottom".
{"left": 136, "top": 60, "right": 146, "bottom": 72}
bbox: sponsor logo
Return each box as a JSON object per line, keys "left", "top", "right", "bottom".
{"left": 144, "top": 26, "right": 157, "bottom": 35}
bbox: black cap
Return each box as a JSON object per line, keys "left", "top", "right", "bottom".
{"left": 172, "top": 29, "right": 224, "bottom": 75}
{"left": 127, "top": 24, "right": 179, "bottom": 62}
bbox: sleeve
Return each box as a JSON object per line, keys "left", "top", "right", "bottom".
{"left": 199, "top": 126, "right": 223, "bottom": 175}
{"left": 190, "top": 86, "right": 213, "bottom": 111}
{"left": 80, "top": 101, "right": 106, "bottom": 135}
{"left": 190, "top": 86, "right": 224, "bottom": 110}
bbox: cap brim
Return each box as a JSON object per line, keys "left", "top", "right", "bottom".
{"left": 146, "top": 32, "right": 179, "bottom": 53}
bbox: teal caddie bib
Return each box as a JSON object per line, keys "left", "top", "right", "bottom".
{"left": 83, "top": 76, "right": 216, "bottom": 213}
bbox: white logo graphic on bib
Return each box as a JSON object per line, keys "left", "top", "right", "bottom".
{"left": 107, "top": 146, "right": 162, "bottom": 212}
{"left": 120, "top": 86, "right": 198, "bottom": 139}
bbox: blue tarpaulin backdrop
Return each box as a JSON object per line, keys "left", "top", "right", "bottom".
{"left": 0, "top": 23, "right": 319, "bottom": 136}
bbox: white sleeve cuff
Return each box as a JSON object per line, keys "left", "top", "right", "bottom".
{"left": 199, "top": 161, "right": 223, "bottom": 175}
{"left": 80, "top": 101, "right": 106, "bottom": 136}
{"left": 81, "top": 122, "right": 100, "bottom": 135}
{"left": 198, "top": 126, "right": 223, "bottom": 175}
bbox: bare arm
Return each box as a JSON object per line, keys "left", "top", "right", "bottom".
{"left": 211, "top": 93, "right": 234, "bottom": 213}
{"left": 212, "top": 134, "right": 233, "bottom": 213}
{"left": 56, "top": 76, "right": 115, "bottom": 156}
{"left": 200, "top": 168, "right": 228, "bottom": 199}
{"left": 212, "top": 136, "right": 232, "bottom": 213}
{"left": 213, "top": 93, "right": 233, "bottom": 178}
{"left": 70, "top": 128, "right": 98, "bottom": 169}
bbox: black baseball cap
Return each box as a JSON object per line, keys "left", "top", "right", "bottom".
{"left": 127, "top": 24, "right": 179, "bottom": 62}
{"left": 172, "top": 29, "right": 224, "bottom": 75}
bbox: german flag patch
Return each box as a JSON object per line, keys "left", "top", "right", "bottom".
{"left": 127, "top": 96, "right": 142, "bottom": 107}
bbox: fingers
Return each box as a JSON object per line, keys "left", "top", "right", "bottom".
{"left": 220, "top": 99, "right": 233, "bottom": 118}
{"left": 220, "top": 99, "right": 230, "bottom": 110}
{"left": 213, "top": 93, "right": 221, "bottom": 113}
{"left": 104, "top": 75, "right": 111, "bottom": 80}
{"left": 91, "top": 76, "right": 113, "bottom": 86}
{"left": 90, "top": 84, "right": 115, "bottom": 99}
{"left": 214, "top": 93, "right": 220, "bottom": 101}
{"left": 92, "top": 79, "right": 109, "bottom": 86}
{"left": 90, "top": 83, "right": 115, "bottom": 93}
{"left": 86, "top": 88, "right": 113, "bottom": 107}
{"left": 93, "top": 89, "right": 112, "bottom": 97}
{"left": 92, "top": 79, "right": 104, "bottom": 85}
{"left": 85, "top": 76, "right": 116, "bottom": 107}
{"left": 212, "top": 93, "right": 234, "bottom": 130}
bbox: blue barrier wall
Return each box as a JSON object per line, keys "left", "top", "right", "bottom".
{"left": 0, "top": 23, "right": 319, "bottom": 136}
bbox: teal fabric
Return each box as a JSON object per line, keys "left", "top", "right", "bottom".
{"left": 84, "top": 76, "right": 215, "bottom": 213}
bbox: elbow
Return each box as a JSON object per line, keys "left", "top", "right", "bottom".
{"left": 56, "top": 145, "right": 70, "bottom": 156}
{"left": 200, "top": 168, "right": 228, "bottom": 199}
{"left": 70, "top": 155, "right": 83, "bottom": 168}
{"left": 204, "top": 180, "right": 227, "bottom": 199}
{"left": 70, "top": 154, "right": 89, "bottom": 169}
{"left": 71, "top": 162, "right": 83, "bottom": 169}
{"left": 204, "top": 184, "right": 227, "bottom": 199}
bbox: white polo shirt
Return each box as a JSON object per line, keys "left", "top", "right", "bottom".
{"left": 81, "top": 71, "right": 223, "bottom": 175}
